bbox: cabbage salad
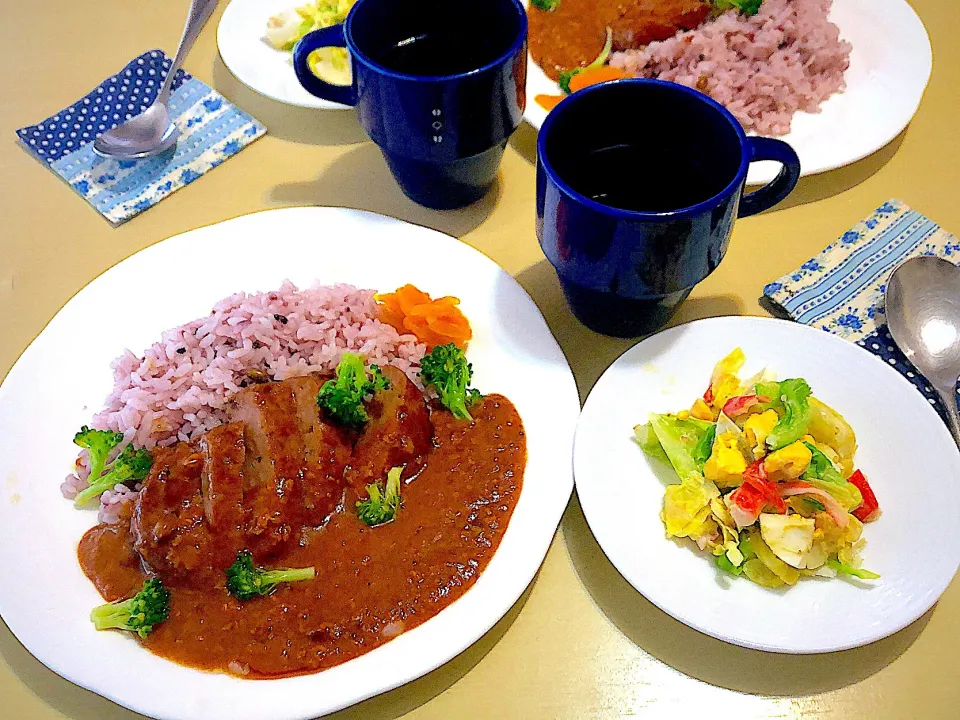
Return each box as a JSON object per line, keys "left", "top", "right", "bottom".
{"left": 264, "top": 1, "right": 355, "bottom": 85}
{"left": 635, "top": 349, "right": 881, "bottom": 588}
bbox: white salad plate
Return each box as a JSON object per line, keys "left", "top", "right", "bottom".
{"left": 0, "top": 207, "right": 580, "bottom": 720}
{"left": 523, "top": 0, "right": 933, "bottom": 186}
{"left": 574, "top": 316, "right": 960, "bottom": 654}
{"left": 218, "top": 0, "right": 349, "bottom": 110}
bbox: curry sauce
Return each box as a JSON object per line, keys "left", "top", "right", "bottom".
{"left": 529, "top": 0, "right": 711, "bottom": 80}
{"left": 78, "top": 395, "right": 525, "bottom": 678}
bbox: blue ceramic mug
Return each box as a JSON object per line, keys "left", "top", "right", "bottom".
{"left": 293, "top": 0, "right": 527, "bottom": 210}
{"left": 537, "top": 79, "right": 801, "bottom": 337}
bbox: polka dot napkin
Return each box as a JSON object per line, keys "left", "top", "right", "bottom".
{"left": 15, "top": 50, "right": 266, "bottom": 225}
{"left": 761, "top": 199, "right": 960, "bottom": 425}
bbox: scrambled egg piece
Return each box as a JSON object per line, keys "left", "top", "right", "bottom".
{"left": 744, "top": 409, "right": 779, "bottom": 459}
{"left": 706, "top": 348, "right": 746, "bottom": 411}
{"left": 816, "top": 512, "right": 863, "bottom": 555}
{"left": 713, "top": 348, "right": 745, "bottom": 381}
{"left": 691, "top": 398, "right": 715, "bottom": 421}
{"left": 759, "top": 513, "right": 817, "bottom": 568}
{"left": 710, "top": 374, "right": 741, "bottom": 411}
{"left": 763, "top": 441, "right": 812, "bottom": 480}
{"left": 704, "top": 431, "right": 747, "bottom": 488}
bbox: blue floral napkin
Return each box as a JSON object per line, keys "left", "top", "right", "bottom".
{"left": 16, "top": 50, "right": 266, "bottom": 225}
{"left": 761, "top": 199, "right": 960, "bottom": 422}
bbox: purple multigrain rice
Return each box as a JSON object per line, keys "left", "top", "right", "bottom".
{"left": 98, "top": 483, "right": 142, "bottom": 524}
{"left": 69, "top": 281, "right": 428, "bottom": 522}
{"left": 91, "top": 281, "right": 426, "bottom": 448}
{"left": 610, "top": 0, "right": 851, "bottom": 136}
{"left": 60, "top": 472, "right": 89, "bottom": 501}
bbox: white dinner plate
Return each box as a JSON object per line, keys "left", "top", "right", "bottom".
{"left": 0, "top": 208, "right": 580, "bottom": 720}
{"left": 523, "top": 0, "right": 933, "bottom": 185}
{"left": 218, "top": 0, "right": 349, "bottom": 110}
{"left": 574, "top": 316, "right": 960, "bottom": 654}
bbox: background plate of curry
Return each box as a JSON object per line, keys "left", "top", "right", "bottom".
{"left": 524, "top": 0, "right": 932, "bottom": 185}
{"left": 0, "top": 207, "right": 580, "bottom": 720}
{"left": 574, "top": 317, "right": 960, "bottom": 654}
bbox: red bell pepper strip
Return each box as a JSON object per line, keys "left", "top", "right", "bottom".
{"left": 847, "top": 470, "right": 881, "bottom": 522}
{"left": 703, "top": 384, "right": 714, "bottom": 404}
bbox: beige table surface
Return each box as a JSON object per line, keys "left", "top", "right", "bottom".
{"left": 2, "top": 1, "right": 958, "bottom": 718}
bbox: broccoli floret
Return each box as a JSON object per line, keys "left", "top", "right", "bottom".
{"left": 713, "top": 0, "right": 763, "bottom": 16}
{"left": 90, "top": 577, "right": 170, "bottom": 638}
{"left": 530, "top": 0, "right": 561, "bottom": 10}
{"left": 557, "top": 69, "right": 577, "bottom": 95}
{"left": 225, "top": 550, "right": 315, "bottom": 601}
{"left": 356, "top": 466, "right": 402, "bottom": 527}
{"left": 74, "top": 444, "right": 153, "bottom": 507}
{"left": 316, "top": 352, "right": 391, "bottom": 429}
{"left": 73, "top": 426, "right": 125, "bottom": 482}
{"left": 419, "top": 343, "right": 482, "bottom": 421}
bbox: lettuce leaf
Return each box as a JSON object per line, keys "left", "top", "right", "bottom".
{"left": 827, "top": 557, "right": 880, "bottom": 580}
{"left": 716, "top": 554, "right": 743, "bottom": 576}
{"left": 800, "top": 441, "right": 863, "bottom": 510}
{"left": 765, "top": 378, "right": 812, "bottom": 450}
{"left": 805, "top": 477, "right": 863, "bottom": 512}
{"left": 633, "top": 423, "right": 669, "bottom": 465}
{"left": 693, "top": 423, "right": 717, "bottom": 471}
{"left": 661, "top": 473, "right": 720, "bottom": 539}
{"left": 802, "top": 442, "right": 845, "bottom": 484}
{"left": 648, "top": 414, "right": 716, "bottom": 479}
{"left": 807, "top": 397, "right": 858, "bottom": 477}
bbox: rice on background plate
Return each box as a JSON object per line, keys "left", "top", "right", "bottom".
{"left": 611, "top": 0, "right": 852, "bottom": 136}
{"left": 61, "top": 281, "right": 427, "bottom": 523}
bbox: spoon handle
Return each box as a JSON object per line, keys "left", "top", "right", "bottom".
{"left": 157, "top": 0, "right": 220, "bottom": 105}
{"left": 937, "top": 384, "right": 960, "bottom": 450}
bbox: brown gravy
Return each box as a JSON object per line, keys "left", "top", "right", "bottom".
{"left": 78, "top": 395, "right": 525, "bottom": 678}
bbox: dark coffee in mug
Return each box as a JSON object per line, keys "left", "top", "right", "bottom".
{"left": 294, "top": 0, "right": 527, "bottom": 210}
{"left": 370, "top": 4, "right": 521, "bottom": 77}
{"left": 377, "top": 35, "right": 496, "bottom": 76}
{"left": 568, "top": 143, "right": 729, "bottom": 214}
{"left": 536, "top": 79, "right": 801, "bottom": 338}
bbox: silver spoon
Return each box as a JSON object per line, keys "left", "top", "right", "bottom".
{"left": 93, "top": 0, "right": 219, "bottom": 160}
{"left": 886, "top": 256, "right": 960, "bottom": 448}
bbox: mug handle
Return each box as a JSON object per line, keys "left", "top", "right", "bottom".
{"left": 738, "top": 137, "right": 801, "bottom": 218}
{"left": 293, "top": 25, "right": 357, "bottom": 106}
